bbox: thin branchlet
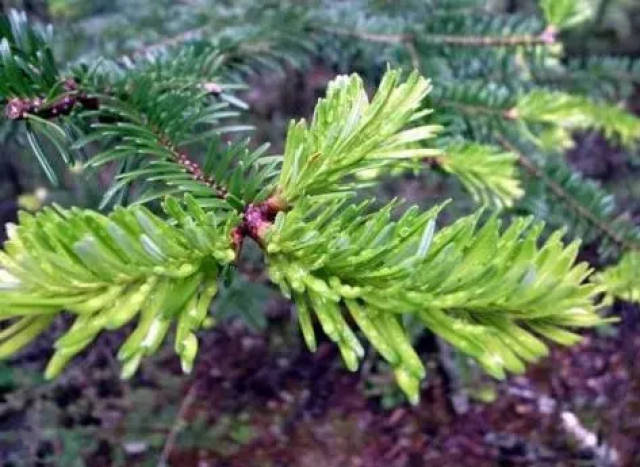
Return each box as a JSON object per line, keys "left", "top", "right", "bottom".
{"left": 325, "top": 25, "right": 556, "bottom": 49}
{"left": 422, "top": 27, "right": 557, "bottom": 47}
{"left": 499, "top": 136, "right": 640, "bottom": 252}
{"left": 4, "top": 77, "right": 228, "bottom": 201}
{"left": 4, "top": 79, "right": 98, "bottom": 120}
{"left": 155, "top": 131, "right": 228, "bottom": 199}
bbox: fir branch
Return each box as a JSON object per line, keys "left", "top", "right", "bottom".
{"left": 437, "top": 141, "right": 523, "bottom": 208}
{"left": 4, "top": 79, "right": 99, "bottom": 120}
{"left": 277, "top": 69, "right": 441, "bottom": 204}
{"left": 1, "top": 9, "right": 293, "bottom": 204}
{"left": 510, "top": 90, "right": 640, "bottom": 148}
{"left": 73, "top": 69, "right": 251, "bottom": 208}
{"left": 323, "top": 28, "right": 421, "bottom": 69}
{"left": 593, "top": 251, "right": 640, "bottom": 303}
{"left": 152, "top": 128, "right": 228, "bottom": 200}
{"left": 2, "top": 72, "right": 235, "bottom": 201}
{"left": 498, "top": 136, "right": 639, "bottom": 252}
{"left": 0, "top": 197, "right": 236, "bottom": 377}
{"left": 266, "top": 196, "right": 606, "bottom": 403}
{"left": 129, "top": 26, "right": 208, "bottom": 60}
{"left": 325, "top": 25, "right": 557, "bottom": 51}
{"left": 434, "top": 83, "right": 640, "bottom": 148}
{"left": 421, "top": 28, "right": 557, "bottom": 47}
{"left": 1, "top": 3, "right": 635, "bottom": 403}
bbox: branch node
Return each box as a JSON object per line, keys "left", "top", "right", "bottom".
{"left": 233, "top": 194, "right": 287, "bottom": 252}
{"left": 4, "top": 78, "right": 98, "bottom": 120}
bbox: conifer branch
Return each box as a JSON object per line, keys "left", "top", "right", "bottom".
{"left": 153, "top": 128, "right": 229, "bottom": 200}
{"left": 0, "top": 198, "right": 236, "bottom": 378}
{"left": 325, "top": 26, "right": 557, "bottom": 51}
{"left": 129, "top": 26, "right": 208, "bottom": 59}
{"left": 323, "top": 28, "right": 421, "bottom": 69}
{"left": 277, "top": 70, "right": 440, "bottom": 203}
{"left": 267, "top": 194, "right": 606, "bottom": 403}
{"left": 3, "top": 75, "right": 232, "bottom": 202}
{"left": 435, "top": 84, "right": 640, "bottom": 148}
{"left": 593, "top": 250, "right": 640, "bottom": 303}
{"left": 423, "top": 27, "right": 557, "bottom": 47}
{"left": 498, "top": 136, "right": 639, "bottom": 252}
{"left": 437, "top": 141, "right": 523, "bottom": 208}
{"left": 4, "top": 79, "right": 99, "bottom": 120}
{"left": 0, "top": 2, "right": 634, "bottom": 404}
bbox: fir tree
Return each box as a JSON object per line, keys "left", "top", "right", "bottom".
{"left": 0, "top": 0, "right": 638, "bottom": 404}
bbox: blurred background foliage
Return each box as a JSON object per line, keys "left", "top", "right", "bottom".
{"left": 0, "top": 0, "right": 639, "bottom": 466}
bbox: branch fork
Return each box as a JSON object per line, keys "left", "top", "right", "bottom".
{"left": 232, "top": 193, "right": 286, "bottom": 251}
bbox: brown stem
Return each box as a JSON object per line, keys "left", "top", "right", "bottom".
{"left": 325, "top": 25, "right": 556, "bottom": 53}
{"left": 425, "top": 28, "right": 556, "bottom": 47}
{"left": 155, "top": 132, "right": 228, "bottom": 199}
{"left": 4, "top": 77, "right": 228, "bottom": 200}
{"left": 4, "top": 79, "right": 98, "bottom": 120}
{"left": 326, "top": 29, "right": 411, "bottom": 44}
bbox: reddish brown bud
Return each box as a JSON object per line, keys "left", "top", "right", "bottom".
{"left": 230, "top": 194, "right": 287, "bottom": 253}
